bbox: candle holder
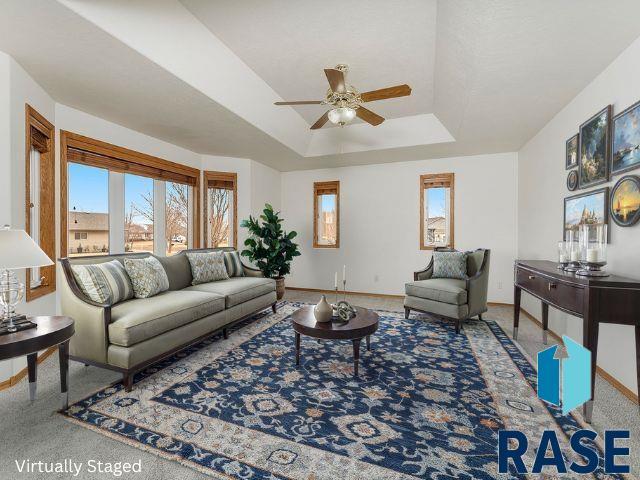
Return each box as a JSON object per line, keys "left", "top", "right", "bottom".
{"left": 557, "top": 241, "right": 569, "bottom": 270}
{"left": 576, "top": 224, "right": 609, "bottom": 277}
{"left": 563, "top": 230, "right": 581, "bottom": 273}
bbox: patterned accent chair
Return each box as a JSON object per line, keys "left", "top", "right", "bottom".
{"left": 404, "top": 248, "right": 490, "bottom": 333}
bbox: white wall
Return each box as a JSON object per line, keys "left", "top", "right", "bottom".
{"left": 281, "top": 153, "right": 518, "bottom": 302}
{"left": 0, "top": 53, "right": 11, "bottom": 382}
{"left": 518, "top": 36, "right": 640, "bottom": 395}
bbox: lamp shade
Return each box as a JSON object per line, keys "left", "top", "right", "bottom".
{"left": 0, "top": 228, "right": 54, "bottom": 269}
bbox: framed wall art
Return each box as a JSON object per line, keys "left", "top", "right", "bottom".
{"left": 610, "top": 175, "right": 640, "bottom": 227}
{"left": 578, "top": 106, "right": 611, "bottom": 188}
{"left": 611, "top": 100, "right": 640, "bottom": 176}
{"left": 563, "top": 187, "right": 609, "bottom": 242}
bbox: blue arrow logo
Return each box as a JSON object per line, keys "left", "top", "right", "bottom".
{"left": 537, "top": 335, "right": 591, "bottom": 414}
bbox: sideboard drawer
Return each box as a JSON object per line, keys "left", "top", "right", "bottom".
{"left": 516, "top": 268, "right": 547, "bottom": 298}
{"left": 516, "top": 267, "right": 584, "bottom": 314}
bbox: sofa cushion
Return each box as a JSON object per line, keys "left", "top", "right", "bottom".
{"left": 432, "top": 251, "right": 468, "bottom": 280}
{"left": 156, "top": 254, "right": 192, "bottom": 290}
{"left": 109, "top": 290, "right": 224, "bottom": 347}
{"left": 124, "top": 256, "right": 170, "bottom": 298}
{"left": 223, "top": 251, "right": 245, "bottom": 277}
{"left": 405, "top": 278, "right": 468, "bottom": 305}
{"left": 71, "top": 260, "right": 133, "bottom": 306}
{"left": 187, "top": 251, "right": 229, "bottom": 285}
{"left": 186, "top": 277, "right": 276, "bottom": 308}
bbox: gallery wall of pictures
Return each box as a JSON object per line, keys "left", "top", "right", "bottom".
{"left": 563, "top": 100, "right": 640, "bottom": 240}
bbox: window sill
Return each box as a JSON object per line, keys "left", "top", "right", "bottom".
{"left": 26, "top": 283, "right": 56, "bottom": 303}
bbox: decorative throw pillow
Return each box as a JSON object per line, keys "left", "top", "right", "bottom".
{"left": 123, "top": 256, "right": 170, "bottom": 298}
{"left": 432, "top": 251, "right": 469, "bottom": 280}
{"left": 224, "top": 251, "right": 245, "bottom": 277}
{"left": 71, "top": 260, "right": 134, "bottom": 306}
{"left": 186, "top": 251, "right": 229, "bottom": 285}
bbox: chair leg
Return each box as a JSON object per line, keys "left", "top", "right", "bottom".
{"left": 478, "top": 313, "right": 483, "bottom": 321}
{"left": 271, "top": 303, "right": 277, "bottom": 314}
{"left": 404, "top": 307, "right": 410, "bottom": 319}
{"left": 455, "top": 319, "right": 461, "bottom": 334}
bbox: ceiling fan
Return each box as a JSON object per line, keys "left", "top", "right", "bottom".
{"left": 274, "top": 64, "right": 411, "bottom": 129}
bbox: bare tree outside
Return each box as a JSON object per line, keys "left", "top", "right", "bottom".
{"left": 166, "top": 182, "right": 189, "bottom": 254}
{"left": 125, "top": 187, "right": 154, "bottom": 253}
{"left": 208, "top": 188, "right": 231, "bottom": 247}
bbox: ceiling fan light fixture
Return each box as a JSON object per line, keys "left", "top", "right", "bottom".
{"left": 328, "top": 106, "right": 356, "bottom": 126}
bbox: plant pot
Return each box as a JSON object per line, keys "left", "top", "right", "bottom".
{"left": 274, "top": 276, "right": 285, "bottom": 300}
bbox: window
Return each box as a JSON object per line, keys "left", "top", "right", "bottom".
{"left": 60, "top": 131, "right": 201, "bottom": 258}
{"left": 313, "top": 181, "right": 339, "bottom": 248}
{"left": 67, "top": 163, "right": 110, "bottom": 256}
{"left": 205, "top": 171, "right": 237, "bottom": 248}
{"left": 420, "top": 173, "right": 454, "bottom": 250}
{"left": 125, "top": 174, "right": 154, "bottom": 253}
{"left": 25, "top": 105, "right": 56, "bottom": 300}
{"left": 166, "top": 181, "right": 190, "bottom": 255}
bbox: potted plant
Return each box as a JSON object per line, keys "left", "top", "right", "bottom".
{"left": 241, "top": 204, "right": 300, "bottom": 299}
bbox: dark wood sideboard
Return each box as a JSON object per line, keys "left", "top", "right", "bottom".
{"left": 513, "top": 260, "right": 640, "bottom": 423}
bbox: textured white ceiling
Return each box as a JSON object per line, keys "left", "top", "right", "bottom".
{"left": 2, "top": 0, "right": 640, "bottom": 171}
{"left": 180, "top": 0, "right": 437, "bottom": 127}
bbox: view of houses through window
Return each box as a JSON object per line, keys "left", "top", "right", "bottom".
{"left": 67, "top": 163, "right": 110, "bottom": 257}
{"left": 420, "top": 173, "right": 454, "bottom": 249}
{"left": 313, "top": 181, "right": 339, "bottom": 248}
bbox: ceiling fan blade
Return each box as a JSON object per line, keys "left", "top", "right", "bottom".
{"left": 274, "top": 100, "right": 323, "bottom": 105}
{"left": 356, "top": 107, "right": 385, "bottom": 126}
{"left": 324, "top": 68, "right": 346, "bottom": 93}
{"left": 360, "top": 84, "right": 412, "bottom": 102}
{"left": 310, "top": 111, "right": 330, "bottom": 130}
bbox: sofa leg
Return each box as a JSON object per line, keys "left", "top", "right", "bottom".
{"left": 404, "top": 307, "right": 410, "bottom": 319}
{"left": 271, "top": 303, "right": 277, "bottom": 314}
{"left": 455, "top": 319, "right": 461, "bottom": 334}
{"left": 223, "top": 328, "right": 228, "bottom": 339}
{"left": 122, "top": 373, "right": 133, "bottom": 392}
{"left": 478, "top": 313, "right": 483, "bottom": 321}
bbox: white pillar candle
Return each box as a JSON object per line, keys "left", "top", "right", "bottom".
{"left": 334, "top": 272, "right": 338, "bottom": 289}
{"left": 570, "top": 250, "right": 579, "bottom": 262}
{"left": 559, "top": 254, "right": 567, "bottom": 263}
{"left": 587, "top": 248, "right": 599, "bottom": 263}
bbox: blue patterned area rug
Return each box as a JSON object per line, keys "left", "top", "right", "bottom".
{"left": 64, "top": 302, "right": 615, "bottom": 479}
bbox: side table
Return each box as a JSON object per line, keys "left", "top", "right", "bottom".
{"left": 0, "top": 316, "right": 75, "bottom": 410}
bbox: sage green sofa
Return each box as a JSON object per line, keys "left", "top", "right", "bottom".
{"left": 58, "top": 248, "right": 277, "bottom": 391}
{"left": 404, "top": 248, "right": 490, "bottom": 333}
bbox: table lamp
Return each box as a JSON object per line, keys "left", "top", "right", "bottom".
{"left": 0, "top": 225, "right": 53, "bottom": 332}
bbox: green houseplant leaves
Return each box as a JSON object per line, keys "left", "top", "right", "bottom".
{"left": 240, "top": 204, "right": 301, "bottom": 279}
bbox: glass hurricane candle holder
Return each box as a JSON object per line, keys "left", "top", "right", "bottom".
{"left": 564, "top": 230, "right": 581, "bottom": 273}
{"left": 557, "top": 241, "right": 569, "bottom": 269}
{"left": 577, "top": 223, "right": 609, "bottom": 277}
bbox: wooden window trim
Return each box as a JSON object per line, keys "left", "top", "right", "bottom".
{"left": 313, "top": 181, "right": 340, "bottom": 249}
{"left": 420, "top": 173, "right": 455, "bottom": 250}
{"left": 204, "top": 171, "right": 238, "bottom": 249}
{"left": 60, "top": 131, "right": 201, "bottom": 258}
{"left": 25, "top": 105, "right": 55, "bottom": 302}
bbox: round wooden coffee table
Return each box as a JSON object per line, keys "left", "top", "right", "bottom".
{"left": 291, "top": 306, "right": 379, "bottom": 376}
